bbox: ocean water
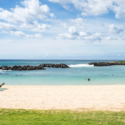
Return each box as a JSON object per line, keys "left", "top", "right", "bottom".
{"left": 0, "top": 60, "right": 125, "bottom": 85}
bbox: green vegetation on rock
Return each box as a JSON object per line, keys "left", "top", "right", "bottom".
{"left": 0, "top": 109, "right": 125, "bottom": 125}
{"left": 119, "top": 61, "right": 125, "bottom": 63}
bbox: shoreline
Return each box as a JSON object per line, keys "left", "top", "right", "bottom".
{"left": 2, "top": 84, "right": 125, "bottom": 86}
{"left": 0, "top": 85, "right": 125, "bottom": 111}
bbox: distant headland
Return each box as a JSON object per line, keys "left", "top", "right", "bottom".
{"left": 89, "top": 61, "right": 125, "bottom": 66}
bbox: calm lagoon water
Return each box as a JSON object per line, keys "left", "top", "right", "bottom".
{"left": 0, "top": 60, "right": 125, "bottom": 85}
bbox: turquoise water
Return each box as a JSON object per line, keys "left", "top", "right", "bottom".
{"left": 0, "top": 60, "right": 125, "bottom": 85}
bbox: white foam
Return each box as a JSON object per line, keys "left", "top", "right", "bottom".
{"left": 69, "top": 64, "right": 94, "bottom": 68}
{"left": 0, "top": 69, "right": 11, "bottom": 72}
{"left": 6, "top": 70, "right": 11, "bottom": 71}
{"left": 0, "top": 69, "right": 3, "bottom": 72}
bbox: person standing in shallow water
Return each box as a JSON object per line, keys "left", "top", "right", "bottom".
{"left": 88, "top": 78, "right": 90, "bottom": 81}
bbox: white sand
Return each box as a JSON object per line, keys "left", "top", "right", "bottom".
{"left": 0, "top": 85, "right": 125, "bottom": 111}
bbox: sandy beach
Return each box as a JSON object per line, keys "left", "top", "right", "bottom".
{"left": 0, "top": 85, "right": 125, "bottom": 111}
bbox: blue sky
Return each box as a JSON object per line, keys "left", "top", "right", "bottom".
{"left": 0, "top": 0, "right": 125, "bottom": 59}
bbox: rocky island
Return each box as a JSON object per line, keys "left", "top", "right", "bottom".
{"left": 0, "top": 64, "right": 69, "bottom": 71}
{"left": 89, "top": 61, "right": 125, "bottom": 66}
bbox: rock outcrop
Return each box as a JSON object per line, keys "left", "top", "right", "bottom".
{"left": 0, "top": 64, "right": 69, "bottom": 71}
{"left": 40, "top": 64, "right": 69, "bottom": 68}
{"left": 89, "top": 61, "right": 125, "bottom": 66}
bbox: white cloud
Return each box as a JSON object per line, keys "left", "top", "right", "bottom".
{"left": 9, "top": 31, "right": 42, "bottom": 38}
{"left": 105, "top": 36, "right": 112, "bottom": 40}
{"left": 49, "top": 0, "right": 125, "bottom": 18}
{"left": 50, "top": 13, "right": 54, "bottom": 17}
{"left": 63, "top": 5, "right": 71, "bottom": 10}
{"left": 55, "top": 16, "right": 125, "bottom": 42}
{"left": 79, "top": 32, "right": 87, "bottom": 37}
{"left": 0, "top": 0, "right": 52, "bottom": 24}
{"left": 57, "top": 25, "right": 102, "bottom": 42}
{"left": 105, "top": 36, "right": 118, "bottom": 40}
{"left": 70, "top": 18, "right": 84, "bottom": 27}
{"left": 20, "top": 21, "right": 50, "bottom": 32}
{"left": 112, "top": 0, "right": 125, "bottom": 18}
{"left": 34, "top": 34, "right": 43, "bottom": 38}
{"left": 108, "top": 24, "right": 123, "bottom": 33}
{"left": 68, "top": 26, "right": 79, "bottom": 35}
{"left": 84, "top": 33, "right": 102, "bottom": 42}
{"left": 10, "top": 31, "right": 28, "bottom": 37}
{"left": 57, "top": 26, "right": 79, "bottom": 40}
{"left": 60, "top": 23, "right": 68, "bottom": 28}
{"left": 0, "top": 22, "right": 17, "bottom": 31}
{"left": 49, "top": 0, "right": 68, "bottom": 4}
{"left": 33, "top": 23, "right": 50, "bottom": 32}
{"left": 0, "top": 0, "right": 53, "bottom": 37}
{"left": 58, "top": 33, "right": 74, "bottom": 39}
{"left": 57, "top": 17, "right": 105, "bottom": 42}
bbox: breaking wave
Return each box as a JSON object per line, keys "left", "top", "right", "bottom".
{"left": 69, "top": 64, "right": 94, "bottom": 68}
{"left": 0, "top": 69, "right": 11, "bottom": 72}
